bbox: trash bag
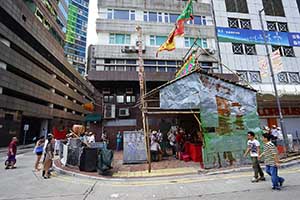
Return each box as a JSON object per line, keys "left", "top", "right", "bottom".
{"left": 97, "top": 149, "right": 113, "bottom": 175}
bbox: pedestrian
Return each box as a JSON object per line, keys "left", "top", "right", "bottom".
{"left": 5, "top": 137, "right": 18, "bottom": 169}
{"left": 260, "top": 133, "right": 285, "bottom": 190}
{"left": 116, "top": 131, "right": 122, "bottom": 151}
{"left": 244, "top": 131, "right": 265, "bottom": 182}
{"left": 88, "top": 132, "right": 96, "bottom": 144}
{"left": 168, "top": 131, "right": 176, "bottom": 157}
{"left": 175, "top": 129, "right": 183, "bottom": 159}
{"left": 34, "top": 136, "right": 45, "bottom": 171}
{"left": 271, "top": 125, "right": 279, "bottom": 146}
{"left": 150, "top": 139, "right": 161, "bottom": 162}
{"left": 43, "top": 135, "right": 54, "bottom": 179}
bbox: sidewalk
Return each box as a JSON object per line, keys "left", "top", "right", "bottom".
{"left": 53, "top": 151, "right": 300, "bottom": 179}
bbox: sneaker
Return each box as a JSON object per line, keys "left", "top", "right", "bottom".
{"left": 258, "top": 177, "right": 266, "bottom": 181}
{"left": 272, "top": 187, "right": 281, "bottom": 191}
{"left": 251, "top": 177, "right": 259, "bottom": 183}
{"left": 279, "top": 179, "right": 285, "bottom": 187}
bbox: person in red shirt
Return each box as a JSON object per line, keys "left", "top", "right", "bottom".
{"left": 175, "top": 129, "right": 184, "bottom": 159}
{"left": 5, "top": 137, "right": 18, "bottom": 169}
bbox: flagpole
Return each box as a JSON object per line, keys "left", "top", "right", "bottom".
{"left": 259, "top": 9, "right": 289, "bottom": 153}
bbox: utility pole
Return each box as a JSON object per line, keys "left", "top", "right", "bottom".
{"left": 136, "top": 25, "right": 151, "bottom": 172}
{"left": 259, "top": 9, "right": 289, "bottom": 153}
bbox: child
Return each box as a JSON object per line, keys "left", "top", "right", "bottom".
{"left": 260, "top": 133, "right": 284, "bottom": 190}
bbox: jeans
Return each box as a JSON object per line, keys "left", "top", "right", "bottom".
{"left": 251, "top": 157, "right": 264, "bottom": 179}
{"left": 266, "top": 165, "right": 284, "bottom": 188}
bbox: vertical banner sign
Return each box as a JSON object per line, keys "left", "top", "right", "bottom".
{"left": 258, "top": 57, "right": 268, "bottom": 78}
{"left": 271, "top": 49, "right": 283, "bottom": 74}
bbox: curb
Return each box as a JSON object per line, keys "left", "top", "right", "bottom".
{"left": 202, "top": 159, "right": 300, "bottom": 176}
{"left": 53, "top": 159, "right": 300, "bottom": 180}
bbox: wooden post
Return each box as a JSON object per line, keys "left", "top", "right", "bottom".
{"left": 136, "top": 25, "right": 151, "bottom": 172}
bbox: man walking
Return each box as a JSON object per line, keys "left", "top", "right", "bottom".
{"left": 244, "top": 131, "right": 265, "bottom": 182}
{"left": 5, "top": 137, "right": 18, "bottom": 169}
{"left": 260, "top": 133, "right": 285, "bottom": 190}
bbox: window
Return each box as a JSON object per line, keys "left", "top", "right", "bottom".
{"left": 150, "top": 35, "right": 167, "bottom": 46}
{"left": 278, "top": 72, "right": 300, "bottom": 84}
{"left": 104, "top": 95, "right": 114, "bottom": 103}
{"left": 158, "top": 12, "right": 163, "bottom": 22}
{"left": 184, "top": 37, "right": 208, "bottom": 48}
{"left": 277, "top": 72, "right": 289, "bottom": 83}
{"left": 267, "top": 21, "right": 288, "bottom": 32}
{"left": 237, "top": 71, "right": 261, "bottom": 83}
{"left": 262, "top": 0, "right": 285, "bottom": 16}
{"left": 228, "top": 18, "right": 251, "bottom": 29}
{"left": 170, "top": 14, "right": 179, "bottom": 23}
{"left": 164, "top": 13, "right": 169, "bottom": 23}
{"left": 107, "top": 9, "right": 135, "bottom": 20}
{"left": 109, "top": 33, "right": 130, "bottom": 44}
{"left": 126, "top": 96, "right": 136, "bottom": 103}
{"left": 232, "top": 43, "right": 244, "bottom": 54}
{"left": 116, "top": 95, "right": 124, "bottom": 103}
{"left": 4, "top": 114, "right": 14, "bottom": 121}
{"left": 289, "top": 72, "right": 300, "bottom": 84}
{"left": 272, "top": 46, "right": 295, "bottom": 57}
{"left": 225, "top": 0, "right": 248, "bottom": 13}
{"left": 232, "top": 43, "right": 257, "bottom": 55}
{"left": 35, "top": 8, "right": 44, "bottom": 22}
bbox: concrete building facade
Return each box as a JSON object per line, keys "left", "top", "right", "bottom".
{"left": 0, "top": 0, "right": 94, "bottom": 146}
{"left": 87, "top": 0, "right": 218, "bottom": 149}
{"left": 212, "top": 0, "right": 300, "bottom": 138}
{"left": 65, "top": 0, "right": 89, "bottom": 76}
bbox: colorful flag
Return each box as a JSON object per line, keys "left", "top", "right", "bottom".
{"left": 156, "top": 28, "right": 176, "bottom": 56}
{"left": 174, "top": 0, "right": 194, "bottom": 37}
{"left": 175, "top": 53, "right": 196, "bottom": 78}
{"left": 271, "top": 49, "right": 283, "bottom": 73}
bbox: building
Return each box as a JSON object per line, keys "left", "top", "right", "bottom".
{"left": 64, "top": 0, "right": 89, "bottom": 76}
{"left": 87, "top": 44, "right": 96, "bottom": 72}
{"left": 212, "top": 0, "right": 300, "bottom": 138}
{"left": 0, "top": 0, "right": 94, "bottom": 147}
{"left": 87, "top": 0, "right": 218, "bottom": 149}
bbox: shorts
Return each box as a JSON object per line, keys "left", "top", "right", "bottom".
{"left": 36, "top": 152, "right": 43, "bottom": 156}
{"left": 6, "top": 155, "right": 16, "bottom": 164}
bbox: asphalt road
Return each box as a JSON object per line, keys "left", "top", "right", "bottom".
{"left": 0, "top": 150, "right": 300, "bottom": 200}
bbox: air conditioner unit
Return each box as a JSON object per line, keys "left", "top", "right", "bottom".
{"left": 121, "top": 45, "right": 130, "bottom": 53}
{"left": 104, "top": 104, "right": 116, "bottom": 119}
{"left": 102, "top": 88, "right": 110, "bottom": 94}
{"left": 126, "top": 88, "right": 133, "bottom": 94}
{"left": 119, "top": 108, "right": 130, "bottom": 117}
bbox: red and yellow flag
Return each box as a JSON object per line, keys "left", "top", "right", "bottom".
{"left": 156, "top": 28, "right": 176, "bottom": 57}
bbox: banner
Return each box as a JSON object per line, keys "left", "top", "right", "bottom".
{"left": 217, "top": 27, "right": 300, "bottom": 47}
{"left": 258, "top": 57, "right": 268, "bottom": 78}
{"left": 271, "top": 49, "right": 283, "bottom": 73}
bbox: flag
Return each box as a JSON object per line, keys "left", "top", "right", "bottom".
{"left": 175, "top": 53, "right": 196, "bottom": 78}
{"left": 156, "top": 27, "right": 176, "bottom": 56}
{"left": 174, "top": 0, "right": 194, "bottom": 37}
{"left": 258, "top": 57, "right": 268, "bottom": 78}
{"left": 271, "top": 49, "right": 283, "bottom": 73}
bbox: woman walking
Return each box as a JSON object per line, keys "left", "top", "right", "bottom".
{"left": 43, "top": 136, "right": 54, "bottom": 179}
{"left": 34, "top": 136, "right": 45, "bottom": 171}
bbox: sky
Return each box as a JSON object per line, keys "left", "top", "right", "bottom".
{"left": 86, "top": 0, "right": 98, "bottom": 47}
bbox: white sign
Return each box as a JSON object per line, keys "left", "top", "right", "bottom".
{"left": 24, "top": 124, "right": 29, "bottom": 131}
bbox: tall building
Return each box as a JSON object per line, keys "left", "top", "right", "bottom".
{"left": 87, "top": 0, "right": 218, "bottom": 149}
{"left": 212, "top": 0, "right": 300, "bottom": 137}
{"left": 0, "top": 0, "right": 94, "bottom": 147}
{"left": 87, "top": 44, "right": 96, "bottom": 72}
{"left": 65, "top": 0, "right": 89, "bottom": 76}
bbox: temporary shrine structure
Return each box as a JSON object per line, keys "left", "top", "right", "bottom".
{"left": 144, "top": 69, "right": 262, "bottom": 168}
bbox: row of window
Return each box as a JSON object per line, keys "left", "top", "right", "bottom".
{"left": 228, "top": 18, "right": 289, "bottom": 32}
{"left": 238, "top": 70, "right": 300, "bottom": 84}
{"left": 106, "top": 9, "right": 207, "bottom": 25}
{"left": 104, "top": 95, "right": 136, "bottom": 104}
{"left": 95, "top": 66, "right": 177, "bottom": 73}
{"left": 108, "top": 33, "right": 208, "bottom": 47}
{"left": 232, "top": 43, "right": 295, "bottom": 57}
{"left": 225, "top": 0, "right": 285, "bottom": 17}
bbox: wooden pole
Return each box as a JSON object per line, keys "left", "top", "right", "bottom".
{"left": 136, "top": 25, "right": 151, "bottom": 172}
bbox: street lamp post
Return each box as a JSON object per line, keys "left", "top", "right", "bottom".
{"left": 259, "top": 9, "right": 290, "bottom": 153}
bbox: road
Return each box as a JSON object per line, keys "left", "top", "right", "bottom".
{"left": 0, "top": 150, "right": 300, "bottom": 200}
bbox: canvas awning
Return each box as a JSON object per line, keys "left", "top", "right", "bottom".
{"left": 85, "top": 113, "right": 102, "bottom": 122}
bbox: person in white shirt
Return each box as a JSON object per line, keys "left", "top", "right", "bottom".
{"left": 271, "top": 125, "right": 279, "bottom": 146}
{"left": 88, "top": 132, "right": 95, "bottom": 144}
{"left": 150, "top": 140, "right": 161, "bottom": 162}
{"left": 244, "top": 131, "right": 265, "bottom": 182}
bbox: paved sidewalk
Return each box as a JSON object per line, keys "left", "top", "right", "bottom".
{"left": 53, "top": 151, "right": 300, "bottom": 179}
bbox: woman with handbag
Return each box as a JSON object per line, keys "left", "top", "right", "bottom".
{"left": 34, "top": 136, "right": 45, "bottom": 171}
